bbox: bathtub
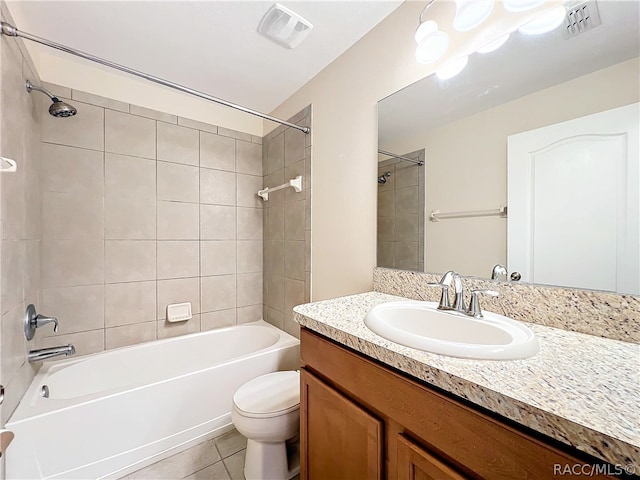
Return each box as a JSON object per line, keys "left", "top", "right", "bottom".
{"left": 6, "top": 320, "right": 300, "bottom": 479}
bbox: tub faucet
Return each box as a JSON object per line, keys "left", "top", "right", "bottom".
{"left": 427, "top": 270, "right": 465, "bottom": 312}
{"left": 28, "top": 344, "right": 76, "bottom": 363}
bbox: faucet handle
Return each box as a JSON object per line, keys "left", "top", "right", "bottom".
{"left": 24, "top": 304, "right": 59, "bottom": 341}
{"left": 35, "top": 314, "right": 59, "bottom": 333}
{"left": 468, "top": 289, "right": 499, "bottom": 318}
{"left": 426, "top": 282, "right": 451, "bottom": 310}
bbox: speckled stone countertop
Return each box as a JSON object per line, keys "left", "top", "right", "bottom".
{"left": 293, "top": 292, "right": 640, "bottom": 470}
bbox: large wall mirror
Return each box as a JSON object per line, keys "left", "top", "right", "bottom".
{"left": 377, "top": 0, "right": 639, "bottom": 294}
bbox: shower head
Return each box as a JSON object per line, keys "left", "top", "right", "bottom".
{"left": 26, "top": 80, "right": 77, "bottom": 117}
{"left": 378, "top": 171, "right": 392, "bottom": 184}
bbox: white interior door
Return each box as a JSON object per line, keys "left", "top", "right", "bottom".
{"left": 508, "top": 103, "right": 639, "bottom": 294}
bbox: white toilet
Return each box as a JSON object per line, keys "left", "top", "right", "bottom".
{"left": 231, "top": 370, "right": 300, "bottom": 480}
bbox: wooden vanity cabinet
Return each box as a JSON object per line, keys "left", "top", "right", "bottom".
{"left": 300, "top": 328, "right": 615, "bottom": 480}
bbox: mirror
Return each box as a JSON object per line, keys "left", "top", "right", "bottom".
{"left": 377, "top": 1, "right": 639, "bottom": 294}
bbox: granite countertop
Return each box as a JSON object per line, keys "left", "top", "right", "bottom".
{"left": 293, "top": 291, "right": 640, "bottom": 471}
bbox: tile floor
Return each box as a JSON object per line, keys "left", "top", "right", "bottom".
{"left": 121, "top": 429, "right": 301, "bottom": 480}
{"left": 121, "top": 429, "right": 248, "bottom": 479}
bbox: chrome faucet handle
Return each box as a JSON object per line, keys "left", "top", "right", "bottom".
{"left": 468, "top": 289, "right": 499, "bottom": 318}
{"left": 35, "top": 314, "right": 59, "bottom": 332}
{"left": 426, "top": 282, "right": 451, "bottom": 310}
{"left": 24, "top": 304, "right": 59, "bottom": 341}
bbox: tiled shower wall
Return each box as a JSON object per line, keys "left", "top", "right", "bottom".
{"left": 37, "top": 84, "right": 265, "bottom": 355}
{"left": 262, "top": 106, "right": 312, "bottom": 338}
{"left": 377, "top": 149, "right": 425, "bottom": 271}
{"left": 0, "top": 3, "right": 42, "bottom": 425}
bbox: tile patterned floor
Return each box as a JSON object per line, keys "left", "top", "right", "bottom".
{"left": 121, "top": 429, "right": 301, "bottom": 480}
{"left": 122, "top": 429, "right": 247, "bottom": 479}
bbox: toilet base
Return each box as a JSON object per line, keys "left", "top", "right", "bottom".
{"left": 243, "top": 438, "right": 300, "bottom": 480}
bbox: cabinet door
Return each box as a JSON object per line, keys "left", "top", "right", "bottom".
{"left": 397, "top": 435, "right": 468, "bottom": 480}
{"left": 301, "top": 369, "right": 383, "bottom": 480}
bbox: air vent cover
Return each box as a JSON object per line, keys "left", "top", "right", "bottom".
{"left": 258, "top": 3, "right": 313, "bottom": 49}
{"left": 563, "top": 0, "right": 602, "bottom": 38}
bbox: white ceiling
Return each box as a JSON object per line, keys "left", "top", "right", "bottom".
{"left": 6, "top": 1, "right": 402, "bottom": 113}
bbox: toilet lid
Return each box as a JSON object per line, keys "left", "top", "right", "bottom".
{"left": 233, "top": 371, "right": 300, "bottom": 418}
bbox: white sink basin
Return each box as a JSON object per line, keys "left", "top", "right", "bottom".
{"left": 364, "top": 301, "right": 539, "bottom": 360}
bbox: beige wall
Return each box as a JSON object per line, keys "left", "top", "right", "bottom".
{"left": 267, "top": 2, "right": 550, "bottom": 301}
{"left": 0, "top": 3, "right": 42, "bottom": 426}
{"left": 383, "top": 58, "right": 640, "bottom": 277}
{"left": 37, "top": 84, "right": 264, "bottom": 356}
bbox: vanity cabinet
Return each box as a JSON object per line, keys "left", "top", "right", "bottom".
{"left": 300, "top": 328, "right": 615, "bottom": 480}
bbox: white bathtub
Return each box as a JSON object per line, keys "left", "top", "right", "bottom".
{"left": 6, "top": 321, "right": 300, "bottom": 479}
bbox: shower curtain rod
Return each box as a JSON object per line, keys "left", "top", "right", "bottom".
{"left": 378, "top": 149, "right": 424, "bottom": 166}
{"left": 0, "top": 21, "right": 310, "bottom": 135}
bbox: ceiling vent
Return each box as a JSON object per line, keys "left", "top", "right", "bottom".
{"left": 258, "top": 4, "right": 313, "bottom": 49}
{"left": 563, "top": 0, "right": 602, "bottom": 39}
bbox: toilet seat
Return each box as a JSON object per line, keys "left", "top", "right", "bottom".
{"left": 233, "top": 371, "right": 300, "bottom": 419}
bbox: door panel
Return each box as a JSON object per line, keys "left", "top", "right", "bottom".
{"left": 508, "top": 103, "right": 639, "bottom": 293}
{"left": 301, "top": 369, "right": 383, "bottom": 480}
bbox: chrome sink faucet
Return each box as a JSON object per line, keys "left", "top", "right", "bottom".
{"left": 428, "top": 271, "right": 499, "bottom": 318}
{"left": 427, "top": 270, "right": 465, "bottom": 313}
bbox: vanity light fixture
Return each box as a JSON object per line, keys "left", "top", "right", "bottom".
{"left": 436, "top": 55, "right": 469, "bottom": 80}
{"left": 453, "top": 0, "right": 494, "bottom": 32}
{"left": 477, "top": 32, "right": 510, "bottom": 53}
{"left": 415, "top": 0, "right": 450, "bottom": 64}
{"left": 519, "top": 5, "right": 568, "bottom": 35}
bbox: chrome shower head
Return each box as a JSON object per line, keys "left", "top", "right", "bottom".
{"left": 26, "top": 80, "right": 77, "bottom": 117}
{"left": 378, "top": 171, "right": 392, "bottom": 184}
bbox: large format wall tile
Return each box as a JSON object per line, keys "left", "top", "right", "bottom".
{"left": 261, "top": 107, "right": 312, "bottom": 339}
{"left": 105, "top": 153, "right": 156, "bottom": 199}
{"left": 201, "top": 275, "right": 236, "bottom": 312}
{"left": 32, "top": 85, "right": 269, "bottom": 356}
{"left": 105, "top": 196, "right": 156, "bottom": 240}
{"left": 157, "top": 122, "right": 199, "bottom": 166}
{"left": 157, "top": 161, "right": 199, "bottom": 203}
{"left": 105, "top": 109, "right": 156, "bottom": 159}
{"left": 157, "top": 241, "right": 200, "bottom": 280}
{"left": 200, "top": 205, "right": 236, "bottom": 240}
{"left": 41, "top": 285, "right": 105, "bottom": 334}
{"left": 42, "top": 240, "right": 104, "bottom": 288}
{"left": 105, "top": 281, "right": 157, "bottom": 327}
{"left": 201, "top": 241, "right": 237, "bottom": 276}
{"left": 42, "top": 143, "right": 104, "bottom": 195}
{"left": 157, "top": 201, "right": 199, "bottom": 240}
{"left": 105, "top": 240, "right": 157, "bottom": 283}
{"left": 157, "top": 277, "right": 201, "bottom": 320}
{"left": 0, "top": 28, "right": 44, "bottom": 422}
{"left": 200, "top": 131, "right": 235, "bottom": 171}
{"left": 200, "top": 168, "right": 236, "bottom": 205}
{"left": 42, "top": 191, "right": 103, "bottom": 240}
{"left": 42, "top": 100, "right": 104, "bottom": 151}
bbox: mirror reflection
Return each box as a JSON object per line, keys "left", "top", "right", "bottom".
{"left": 377, "top": 0, "right": 639, "bottom": 294}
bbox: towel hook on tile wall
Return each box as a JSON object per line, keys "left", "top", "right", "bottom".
{"left": 0, "top": 157, "right": 17, "bottom": 173}
{"left": 0, "top": 21, "right": 310, "bottom": 135}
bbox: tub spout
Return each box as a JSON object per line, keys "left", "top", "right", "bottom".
{"left": 28, "top": 344, "right": 76, "bottom": 363}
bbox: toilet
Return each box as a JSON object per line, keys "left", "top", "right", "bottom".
{"left": 231, "top": 370, "right": 300, "bottom": 480}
